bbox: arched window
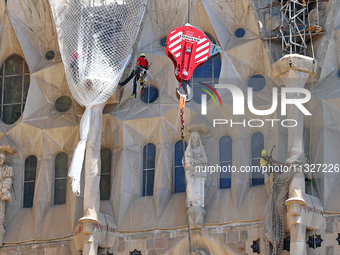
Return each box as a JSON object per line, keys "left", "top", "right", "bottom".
{"left": 251, "top": 132, "right": 264, "bottom": 186}
{"left": 219, "top": 135, "right": 232, "bottom": 189}
{"left": 0, "top": 55, "right": 30, "bottom": 124}
{"left": 174, "top": 140, "right": 187, "bottom": 193}
{"left": 190, "top": 33, "right": 222, "bottom": 104}
{"left": 24, "top": 155, "right": 37, "bottom": 208}
{"left": 54, "top": 152, "right": 68, "bottom": 205}
{"left": 100, "top": 148, "right": 112, "bottom": 200}
{"left": 303, "top": 127, "right": 310, "bottom": 162}
{"left": 142, "top": 143, "right": 156, "bottom": 196}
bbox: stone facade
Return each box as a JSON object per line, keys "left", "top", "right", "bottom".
{"left": 0, "top": 0, "right": 340, "bottom": 254}
{"left": 0, "top": 240, "right": 80, "bottom": 255}
{"left": 2, "top": 216, "right": 338, "bottom": 255}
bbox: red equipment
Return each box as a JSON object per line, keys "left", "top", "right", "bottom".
{"left": 165, "top": 24, "right": 221, "bottom": 102}
{"left": 165, "top": 25, "right": 212, "bottom": 83}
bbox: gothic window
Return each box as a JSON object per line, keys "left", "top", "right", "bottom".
{"left": 251, "top": 132, "right": 264, "bottom": 186}
{"left": 54, "top": 152, "right": 68, "bottom": 205}
{"left": 220, "top": 135, "right": 232, "bottom": 189}
{"left": 174, "top": 140, "right": 187, "bottom": 193}
{"left": 142, "top": 143, "right": 156, "bottom": 196}
{"left": 24, "top": 155, "right": 37, "bottom": 208}
{"left": 100, "top": 148, "right": 112, "bottom": 200}
{"left": 0, "top": 55, "right": 30, "bottom": 124}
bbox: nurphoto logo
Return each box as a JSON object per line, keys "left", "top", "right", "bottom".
{"left": 199, "top": 82, "right": 223, "bottom": 115}
{"left": 200, "top": 84, "right": 312, "bottom": 128}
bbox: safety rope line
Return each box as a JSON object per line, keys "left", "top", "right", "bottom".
{"left": 145, "top": 50, "right": 153, "bottom": 236}
{"left": 129, "top": 72, "right": 141, "bottom": 251}
{"left": 105, "top": 0, "right": 126, "bottom": 244}
{"left": 108, "top": 86, "right": 121, "bottom": 254}
{"left": 270, "top": 0, "right": 273, "bottom": 64}
{"left": 306, "top": 0, "right": 317, "bottom": 252}
{"left": 180, "top": 93, "right": 193, "bottom": 255}
{"left": 188, "top": 67, "right": 194, "bottom": 255}
{"left": 202, "top": 65, "right": 218, "bottom": 209}
{"left": 188, "top": 0, "right": 191, "bottom": 24}
{"left": 183, "top": 1, "right": 194, "bottom": 250}
{"left": 126, "top": 29, "right": 154, "bottom": 253}
{"left": 126, "top": 51, "right": 140, "bottom": 252}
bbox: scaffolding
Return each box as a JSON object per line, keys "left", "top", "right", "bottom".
{"left": 260, "top": 0, "right": 327, "bottom": 56}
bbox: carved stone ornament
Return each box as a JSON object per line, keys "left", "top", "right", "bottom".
{"left": 184, "top": 132, "right": 208, "bottom": 229}
{"left": 0, "top": 153, "right": 14, "bottom": 247}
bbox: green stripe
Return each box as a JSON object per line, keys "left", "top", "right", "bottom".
{"left": 199, "top": 88, "right": 217, "bottom": 106}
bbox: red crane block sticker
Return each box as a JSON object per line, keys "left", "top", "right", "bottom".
{"left": 165, "top": 25, "right": 211, "bottom": 82}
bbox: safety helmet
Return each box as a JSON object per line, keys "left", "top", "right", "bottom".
{"left": 140, "top": 53, "right": 146, "bottom": 57}
{"left": 261, "top": 149, "right": 267, "bottom": 156}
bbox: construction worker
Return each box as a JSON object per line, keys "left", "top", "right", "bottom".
{"left": 261, "top": 149, "right": 274, "bottom": 196}
{"left": 70, "top": 50, "right": 86, "bottom": 83}
{"left": 119, "top": 53, "right": 150, "bottom": 98}
{"left": 260, "top": 149, "right": 272, "bottom": 167}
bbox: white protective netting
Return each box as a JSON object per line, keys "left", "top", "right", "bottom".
{"left": 262, "top": 165, "right": 311, "bottom": 254}
{"left": 49, "top": 0, "right": 146, "bottom": 194}
{"left": 262, "top": 170, "right": 294, "bottom": 255}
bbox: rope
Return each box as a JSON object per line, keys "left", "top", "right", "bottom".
{"left": 110, "top": 85, "right": 121, "bottom": 252}
{"left": 111, "top": 88, "right": 121, "bottom": 196}
{"left": 144, "top": 56, "right": 151, "bottom": 225}
{"left": 179, "top": 92, "right": 193, "bottom": 254}
{"left": 128, "top": 85, "right": 138, "bottom": 251}
{"left": 188, "top": 0, "right": 191, "bottom": 24}
{"left": 126, "top": 25, "right": 153, "bottom": 252}
{"left": 306, "top": 0, "right": 316, "bottom": 252}
{"left": 270, "top": 0, "right": 273, "bottom": 64}
{"left": 183, "top": 1, "right": 194, "bottom": 249}
{"left": 183, "top": 137, "right": 193, "bottom": 255}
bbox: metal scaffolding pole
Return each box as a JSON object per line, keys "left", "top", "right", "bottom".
{"left": 279, "top": 0, "right": 309, "bottom": 55}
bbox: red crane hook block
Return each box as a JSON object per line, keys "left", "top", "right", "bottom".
{"left": 165, "top": 24, "right": 221, "bottom": 102}
{"left": 165, "top": 24, "right": 212, "bottom": 83}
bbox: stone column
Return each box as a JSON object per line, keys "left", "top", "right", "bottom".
{"left": 80, "top": 103, "right": 106, "bottom": 255}
{"left": 282, "top": 68, "right": 310, "bottom": 255}
{"left": 272, "top": 55, "right": 316, "bottom": 255}
{"left": 285, "top": 173, "right": 307, "bottom": 255}
{"left": 281, "top": 70, "right": 309, "bottom": 162}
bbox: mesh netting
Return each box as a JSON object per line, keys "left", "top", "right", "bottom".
{"left": 49, "top": 0, "right": 146, "bottom": 194}
{"left": 49, "top": 0, "right": 146, "bottom": 106}
{"left": 262, "top": 170, "right": 294, "bottom": 255}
